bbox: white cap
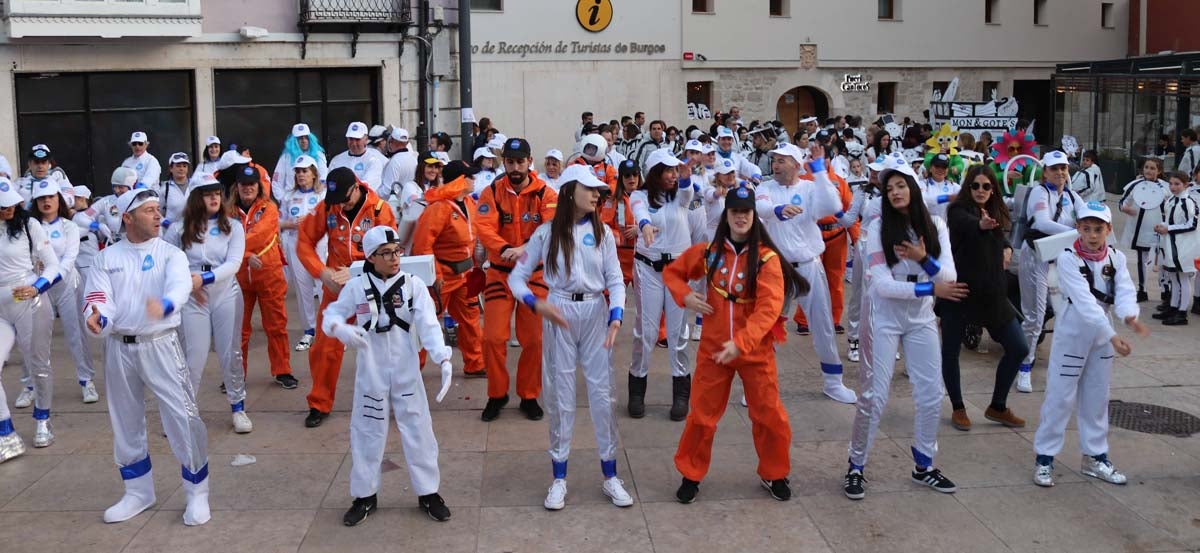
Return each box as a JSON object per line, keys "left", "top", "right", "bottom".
{"left": 689, "top": 129, "right": 703, "bottom": 141}
{"left": 877, "top": 155, "right": 920, "bottom": 185}
{"left": 110, "top": 167, "right": 138, "bottom": 189}
{"left": 168, "top": 152, "right": 190, "bottom": 165}
{"left": 0, "top": 179, "right": 22, "bottom": 208}
{"left": 292, "top": 123, "right": 312, "bottom": 138}
{"left": 73, "top": 185, "right": 93, "bottom": 200}
{"left": 714, "top": 158, "right": 737, "bottom": 175}
{"left": 559, "top": 164, "right": 609, "bottom": 189}
{"left": 434, "top": 152, "right": 452, "bottom": 164}
{"left": 684, "top": 140, "right": 704, "bottom": 153}
{"left": 217, "top": 150, "right": 253, "bottom": 171}
{"left": 1041, "top": 150, "right": 1069, "bottom": 167}
{"left": 701, "top": 143, "right": 716, "bottom": 154}
{"left": 545, "top": 149, "right": 564, "bottom": 161}
{"left": 362, "top": 226, "right": 402, "bottom": 258}
{"left": 902, "top": 148, "right": 922, "bottom": 164}
{"left": 116, "top": 187, "right": 159, "bottom": 216}
{"left": 205, "top": 135, "right": 221, "bottom": 146}
{"left": 368, "top": 125, "right": 388, "bottom": 140}
{"left": 293, "top": 155, "right": 318, "bottom": 170}
{"left": 716, "top": 126, "right": 735, "bottom": 139}
{"left": 770, "top": 143, "right": 808, "bottom": 166}
{"left": 1076, "top": 200, "right": 1112, "bottom": 223}
{"left": 799, "top": 116, "right": 818, "bottom": 125}
{"left": 129, "top": 131, "right": 148, "bottom": 144}
{"left": 645, "top": 149, "right": 684, "bottom": 171}
{"left": 473, "top": 146, "right": 496, "bottom": 161}
{"left": 185, "top": 173, "right": 222, "bottom": 197}
{"left": 390, "top": 127, "right": 410, "bottom": 142}
{"left": 345, "top": 122, "right": 368, "bottom": 139}
{"left": 30, "top": 178, "right": 61, "bottom": 200}
{"left": 487, "top": 136, "right": 506, "bottom": 150}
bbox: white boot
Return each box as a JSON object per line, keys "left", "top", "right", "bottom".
{"left": 182, "top": 478, "right": 211, "bottom": 526}
{"left": 822, "top": 374, "right": 857, "bottom": 404}
{"left": 104, "top": 472, "right": 156, "bottom": 523}
{"left": 232, "top": 411, "right": 253, "bottom": 434}
{"left": 33, "top": 419, "right": 53, "bottom": 448}
{"left": 0, "top": 432, "right": 26, "bottom": 463}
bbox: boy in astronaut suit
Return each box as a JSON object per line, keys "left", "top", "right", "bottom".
{"left": 1032, "top": 201, "right": 1148, "bottom": 487}
{"left": 323, "top": 225, "right": 454, "bottom": 526}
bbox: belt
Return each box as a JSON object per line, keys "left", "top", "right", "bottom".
{"left": 895, "top": 275, "right": 919, "bottom": 283}
{"left": 200, "top": 264, "right": 213, "bottom": 272}
{"left": 80, "top": 236, "right": 89, "bottom": 243}
{"left": 115, "top": 330, "right": 173, "bottom": 344}
{"left": 552, "top": 291, "right": 601, "bottom": 302}
{"left": 819, "top": 223, "right": 840, "bottom": 231}
{"left": 437, "top": 257, "right": 474, "bottom": 275}
{"left": 490, "top": 263, "right": 543, "bottom": 274}
{"left": 635, "top": 253, "right": 675, "bottom": 272}
{"left": 790, "top": 257, "right": 818, "bottom": 267}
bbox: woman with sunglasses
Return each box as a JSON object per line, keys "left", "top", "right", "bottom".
{"left": 941, "top": 165, "right": 1028, "bottom": 431}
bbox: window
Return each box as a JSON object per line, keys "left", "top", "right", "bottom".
{"left": 215, "top": 68, "right": 378, "bottom": 178}
{"left": 770, "top": 0, "right": 789, "bottom": 17}
{"left": 16, "top": 71, "right": 194, "bottom": 193}
{"left": 985, "top": 0, "right": 999, "bottom": 23}
{"left": 877, "top": 82, "right": 897, "bottom": 114}
{"left": 933, "top": 81, "right": 951, "bottom": 100}
{"left": 470, "top": 0, "right": 501, "bottom": 11}
{"left": 983, "top": 81, "right": 1001, "bottom": 101}
{"left": 1101, "top": 2, "right": 1114, "bottom": 28}
{"left": 692, "top": 0, "right": 713, "bottom": 14}
{"left": 878, "top": 0, "right": 896, "bottom": 20}
{"left": 1034, "top": 0, "right": 1047, "bottom": 25}
{"left": 687, "top": 81, "right": 713, "bottom": 118}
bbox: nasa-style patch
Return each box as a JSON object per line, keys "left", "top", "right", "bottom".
{"left": 582, "top": 233, "right": 596, "bottom": 246}
{"left": 478, "top": 203, "right": 490, "bottom": 214}
{"left": 790, "top": 194, "right": 803, "bottom": 206}
{"left": 141, "top": 254, "right": 155, "bottom": 272}
{"left": 209, "top": 226, "right": 220, "bottom": 236}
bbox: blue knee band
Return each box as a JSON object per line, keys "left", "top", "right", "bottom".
{"left": 304, "top": 328, "right": 315, "bottom": 336}
{"left": 0, "top": 419, "right": 13, "bottom": 436}
{"left": 79, "top": 380, "right": 89, "bottom": 387}
{"left": 601, "top": 459, "right": 617, "bottom": 478}
{"left": 1091, "top": 452, "right": 1108, "bottom": 463}
{"left": 182, "top": 462, "right": 209, "bottom": 484}
{"left": 552, "top": 459, "right": 568, "bottom": 479}
{"left": 120, "top": 456, "right": 152, "bottom": 480}
{"left": 33, "top": 408, "right": 49, "bottom": 420}
{"left": 1019, "top": 363, "right": 1032, "bottom": 373}
{"left": 1035, "top": 454, "right": 1055, "bottom": 467}
{"left": 911, "top": 446, "right": 933, "bottom": 468}
{"left": 231, "top": 400, "right": 244, "bottom": 413}
{"left": 820, "top": 362, "right": 844, "bottom": 375}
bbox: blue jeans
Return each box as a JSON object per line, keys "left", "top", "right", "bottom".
{"left": 939, "top": 303, "right": 1029, "bottom": 411}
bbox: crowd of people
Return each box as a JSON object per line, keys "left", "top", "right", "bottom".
{"left": 0, "top": 104, "right": 1195, "bottom": 528}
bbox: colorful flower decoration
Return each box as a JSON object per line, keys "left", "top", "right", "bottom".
{"left": 991, "top": 130, "right": 1038, "bottom": 171}
{"left": 923, "top": 123, "right": 959, "bottom": 156}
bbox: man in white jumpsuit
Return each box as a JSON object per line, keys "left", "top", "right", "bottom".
{"left": 83, "top": 188, "right": 210, "bottom": 526}
{"left": 755, "top": 144, "right": 857, "bottom": 403}
{"left": 121, "top": 131, "right": 162, "bottom": 188}
{"left": 380, "top": 127, "right": 417, "bottom": 213}
{"left": 324, "top": 226, "right": 453, "bottom": 526}
{"left": 329, "top": 122, "right": 388, "bottom": 193}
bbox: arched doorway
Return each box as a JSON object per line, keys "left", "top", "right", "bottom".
{"left": 776, "top": 86, "right": 829, "bottom": 138}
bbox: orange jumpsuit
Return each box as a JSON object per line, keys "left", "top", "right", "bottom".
{"left": 600, "top": 193, "right": 635, "bottom": 284}
{"left": 298, "top": 187, "right": 397, "bottom": 413}
{"left": 666, "top": 242, "right": 792, "bottom": 482}
{"left": 411, "top": 176, "right": 485, "bottom": 374}
{"left": 475, "top": 172, "right": 558, "bottom": 400}
{"left": 794, "top": 172, "right": 859, "bottom": 328}
{"left": 236, "top": 195, "right": 293, "bottom": 378}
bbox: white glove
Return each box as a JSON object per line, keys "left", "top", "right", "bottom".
{"left": 436, "top": 360, "right": 452, "bottom": 403}
{"left": 331, "top": 322, "right": 370, "bottom": 350}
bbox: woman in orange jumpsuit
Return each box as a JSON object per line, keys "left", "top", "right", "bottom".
{"left": 231, "top": 165, "right": 294, "bottom": 382}
{"left": 665, "top": 185, "right": 809, "bottom": 504}
{"left": 412, "top": 161, "right": 485, "bottom": 376}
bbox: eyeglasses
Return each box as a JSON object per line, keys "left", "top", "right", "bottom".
{"left": 372, "top": 249, "right": 402, "bottom": 260}
{"left": 970, "top": 181, "right": 993, "bottom": 191}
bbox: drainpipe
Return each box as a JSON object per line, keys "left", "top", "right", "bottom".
{"left": 458, "top": 0, "right": 474, "bottom": 161}
{"left": 417, "top": 0, "right": 430, "bottom": 150}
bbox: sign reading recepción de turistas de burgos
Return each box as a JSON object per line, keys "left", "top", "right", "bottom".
{"left": 470, "top": 0, "right": 677, "bottom": 62}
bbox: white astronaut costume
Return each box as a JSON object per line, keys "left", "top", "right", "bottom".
{"left": 380, "top": 140, "right": 417, "bottom": 211}
{"left": 1033, "top": 202, "right": 1137, "bottom": 485}
{"left": 1157, "top": 188, "right": 1199, "bottom": 313}
{"left": 1018, "top": 152, "right": 1082, "bottom": 387}
{"left": 755, "top": 144, "right": 856, "bottom": 404}
{"left": 1118, "top": 176, "right": 1169, "bottom": 295}
{"left": 629, "top": 150, "right": 694, "bottom": 381}
{"left": 273, "top": 124, "right": 330, "bottom": 201}
{"left": 280, "top": 156, "right": 328, "bottom": 340}
{"left": 0, "top": 179, "right": 58, "bottom": 446}
{"left": 163, "top": 178, "right": 250, "bottom": 430}
{"left": 1070, "top": 163, "right": 1107, "bottom": 204}
{"left": 322, "top": 226, "right": 452, "bottom": 503}
{"left": 83, "top": 188, "right": 209, "bottom": 526}
{"left": 330, "top": 122, "right": 389, "bottom": 192}
{"left": 508, "top": 165, "right": 631, "bottom": 508}
{"left": 122, "top": 132, "right": 162, "bottom": 188}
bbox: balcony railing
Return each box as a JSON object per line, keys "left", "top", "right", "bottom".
{"left": 298, "top": 0, "right": 412, "bottom": 58}
{"left": 2, "top": 0, "right": 202, "bottom": 38}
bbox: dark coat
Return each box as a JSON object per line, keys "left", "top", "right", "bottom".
{"left": 942, "top": 201, "right": 1019, "bottom": 327}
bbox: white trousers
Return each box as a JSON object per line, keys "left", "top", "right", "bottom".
{"left": 786, "top": 259, "right": 844, "bottom": 374}
{"left": 180, "top": 280, "right": 247, "bottom": 407}
{"left": 543, "top": 296, "right": 619, "bottom": 464}
{"left": 47, "top": 271, "right": 96, "bottom": 383}
{"left": 1169, "top": 269, "right": 1195, "bottom": 311}
{"left": 1, "top": 288, "right": 53, "bottom": 416}
{"left": 0, "top": 323, "right": 15, "bottom": 423}
{"left": 105, "top": 333, "right": 208, "bottom": 478}
{"left": 1019, "top": 244, "right": 1051, "bottom": 366}
{"left": 630, "top": 261, "right": 689, "bottom": 378}
{"left": 846, "top": 241, "right": 867, "bottom": 341}
{"left": 1033, "top": 305, "right": 1114, "bottom": 458}
{"left": 281, "top": 232, "right": 325, "bottom": 332}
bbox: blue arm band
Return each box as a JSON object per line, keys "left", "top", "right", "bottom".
{"left": 98, "top": 315, "right": 108, "bottom": 329}
{"left": 807, "top": 157, "right": 827, "bottom": 174}
{"left": 638, "top": 219, "right": 651, "bottom": 229}
{"left": 914, "top": 282, "right": 934, "bottom": 297}
{"left": 33, "top": 277, "right": 51, "bottom": 294}
{"left": 835, "top": 211, "right": 845, "bottom": 219}
{"left": 522, "top": 293, "right": 538, "bottom": 310}
{"left": 51, "top": 274, "right": 62, "bottom": 285}
{"left": 609, "top": 307, "right": 623, "bottom": 325}
{"left": 89, "top": 221, "right": 99, "bottom": 232}
{"left": 774, "top": 205, "right": 788, "bottom": 220}
{"left": 160, "top": 298, "right": 175, "bottom": 316}
{"left": 201, "top": 271, "right": 215, "bottom": 285}
{"left": 937, "top": 194, "right": 950, "bottom": 204}
{"left": 920, "top": 256, "right": 941, "bottom": 277}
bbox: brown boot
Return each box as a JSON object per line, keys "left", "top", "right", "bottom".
{"left": 984, "top": 406, "right": 1026, "bottom": 428}
{"left": 951, "top": 409, "right": 971, "bottom": 431}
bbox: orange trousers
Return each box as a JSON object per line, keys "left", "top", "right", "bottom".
{"left": 440, "top": 278, "right": 484, "bottom": 372}
{"left": 794, "top": 231, "right": 849, "bottom": 327}
{"left": 482, "top": 268, "right": 545, "bottom": 400}
{"left": 306, "top": 289, "right": 345, "bottom": 413}
{"left": 674, "top": 354, "right": 792, "bottom": 482}
{"left": 238, "top": 267, "right": 293, "bottom": 378}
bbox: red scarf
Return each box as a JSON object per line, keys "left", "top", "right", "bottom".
{"left": 1073, "top": 238, "right": 1107, "bottom": 263}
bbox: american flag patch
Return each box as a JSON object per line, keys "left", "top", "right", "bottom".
{"left": 868, "top": 251, "right": 886, "bottom": 267}
{"left": 1034, "top": 202, "right": 1047, "bottom": 210}
{"left": 84, "top": 291, "right": 107, "bottom": 304}
{"left": 355, "top": 303, "right": 370, "bottom": 315}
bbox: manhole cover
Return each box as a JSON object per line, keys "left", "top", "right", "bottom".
{"left": 1108, "top": 400, "right": 1200, "bottom": 437}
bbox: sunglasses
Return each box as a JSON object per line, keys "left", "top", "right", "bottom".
{"left": 124, "top": 189, "right": 160, "bottom": 213}
{"left": 970, "top": 181, "right": 992, "bottom": 191}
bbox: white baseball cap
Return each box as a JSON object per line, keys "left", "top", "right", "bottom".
{"left": 473, "top": 146, "right": 496, "bottom": 161}
{"left": 799, "top": 116, "right": 818, "bottom": 125}
{"left": 345, "top": 122, "right": 368, "bottom": 139}
{"left": 110, "top": 167, "right": 139, "bottom": 189}
{"left": 645, "top": 149, "right": 684, "bottom": 172}
{"left": 30, "top": 178, "right": 61, "bottom": 200}
{"left": 716, "top": 126, "right": 735, "bottom": 139}
{"left": 116, "top": 187, "right": 160, "bottom": 216}
{"left": 701, "top": 143, "right": 716, "bottom": 155}
{"left": 129, "top": 131, "right": 148, "bottom": 144}
{"left": 545, "top": 149, "right": 564, "bottom": 161}
{"left": 714, "top": 158, "right": 737, "bottom": 175}
{"left": 185, "top": 173, "right": 222, "bottom": 197}
{"left": 168, "top": 152, "right": 190, "bottom": 165}
{"left": 293, "top": 155, "right": 318, "bottom": 170}
{"left": 0, "top": 179, "right": 22, "bottom": 208}
{"left": 878, "top": 157, "right": 920, "bottom": 186}
{"left": 390, "top": 127, "right": 410, "bottom": 142}
{"left": 362, "top": 226, "right": 402, "bottom": 258}
{"left": 559, "top": 164, "right": 609, "bottom": 189}
{"left": 73, "top": 185, "right": 93, "bottom": 200}
{"left": 1076, "top": 200, "right": 1112, "bottom": 223}
{"left": 770, "top": 143, "right": 808, "bottom": 166}
{"left": 434, "top": 152, "right": 452, "bottom": 164}
{"left": 292, "top": 123, "right": 312, "bottom": 138}
{"left": 205, "top": 135, "right": 221, "bottom": 146}
{"left": 487, "top": 136, "right": 506, "bottom": 150}
{"left": 684, "top": 140, "right": 704, "bottom": 153}
{"left": 1042, "top": 150, "right": 1069, "bottom": 167}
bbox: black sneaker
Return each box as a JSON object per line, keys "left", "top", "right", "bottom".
{"left": 275, "top": 374, "right": 299, "bottom": 389}
{"left": 656, "top": 338, "right": 668, "bottom": 348}
{"left": 343, "top": 494, "right": 377, "bottom": 526}
{"left": 1136, "top": 290, "right": 1149, "bottom": 303}
{"left": 305, "top": 408, "right": 328, "bottom": 428}
{"left": 843, "top": 469, "right": 866, "bottom": 500}
{"left": 675, "top": 478, "right": 700, "bottom": 504}
{"left": 519, "top": 398, "right": 544, "bottom": 421}
{"left": 760, "top": 478, "right": 792, "bottom": 501}
{"left": 834, "top": 324, "right": 845, "bottom": 335}
{"left": 795, "top": 324, "right": 810, "bottom": 336}
{"left": 219, "top": 382, "right": 226, "bottom": 393}
{"left": 462, "top": 369, "right": 487, "bottom": 379}
{"left": 418, "top": 493, "right": 451, "bottom": 522}
{"left": 912, "top": 467, "right": 957, "bottom": 493}
{"left": 481, "top": 395, "right": 508, "bottom": 422}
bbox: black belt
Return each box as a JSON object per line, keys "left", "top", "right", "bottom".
{"left": 200, "top": 264, "right": 213, "bottom": 272}
{"left": 437, "top": 257, "right": 473, "bottom": 275}
{"left": 819, "top": 223, "right": 840, "bottom": 231}
{"left": 490, "top": 263, "right": 543, "bottom": 274}
{"left": 118, "top": 332, "right": 169, "bottom": 344}
{"left": 905, "top": 275, "right": 918, "bottom": 283}
{"left": 569, "top": 293, "right": 586, "bottom": 301}
{"left": 79, "top": 236, "right": 89, "bottom": 243}
{"left": 635, "top": 253, "right": 675, "bottom": 272}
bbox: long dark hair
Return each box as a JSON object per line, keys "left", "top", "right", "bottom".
{"left": 871, "top": 131, "right": 891, "bottom": 158}
{"left": 545, "top": 181, "right": 606, "bottom": 280}
{"left": 952, "top": 165, "right": 1011, "bottom": 231}
{"left": 706, "top": 209, "right": 809, "bottom": 299}
{"left": 644, "top": 165, "right": 678, "bottom": 209}
{"left": 34, "top": 193, "right": 71, "bottom": 222}
{"left": 181, "top": 189, "right": 233, "bottom": 251}
{"left": 615, "top": 169, "right": 642, "bottom": 206}
{"left": 880, "top": 172, "right": 941, "bottom": 267}
{"left": 4, "top": 204, "right": 31, "bottom": 241}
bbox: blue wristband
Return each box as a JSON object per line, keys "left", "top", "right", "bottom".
{"left": 608, "top": 307, "right": 623, "bottom": 325}
{"left": 51, "top": 274, "right": 62, "bottom": 285}
{"left": 89, "top": 221, "right": 99, "bottom": 232}
{"left": 914, "top": 282, "right": 934, "bottom": 297}
{"left": 160, "top": 298, "right": 175, "bottom": 316}
{"left": 32, "top": 277, "right": 51, "bottom": 294}
{"left": 774, "top": 205, "right": 788, "bottom": 220}
{"left": 638, "top": 219, "right": 651, "bottom": 229}
{"left": 937, "top": 194, "right": 949, "bottom": 204}
{"left": 201, "top": 271, "right": 215, "bottom": 285}
{"left": 161, "top": 219, "right": 171, "bottom": 228}
{"left": 920, "top": 256, "right": 941, "bottom": 277}
{"left": 835, "top": 210, "right": 846, "bottom": 219}
{"left": 522, "top": 293, "right": 538, "bottom": 310}
{"left": 807, "top": 157, "right": 827, "bottom": 174}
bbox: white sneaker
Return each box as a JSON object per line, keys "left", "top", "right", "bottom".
{"left": 294, "top": 334, "right": 314, "bottom": 352}
{"left": 1016, "top": 371, "right": 1033, "bottom": 393}
{"left": 182, "top": 479, "right": 211, "bottom": 526}
{"left": 1081, "top": 456, "right": 1127, "bottom": 485}
{"left": 82, "top": 381, "right": 99, "bottom": 404}
{"left": 602, "top": 477, "right": 634, "bottom": 507}
{"left": 690, "top": 325, "right": 703, "bottom": 341}
{"left": 104, "top": 472, "right": 156, "bottom": 523}
{"left": 33, "top": 419, "right": 53, "bottom": 448}
{"left": 847, "top": 341, "right": 860, "bottom": 362}
{"left": 232, "top": 411, "right": 253, "bottom": 434}
{"left": 14, "top": 388, "right": 33, "bottom": 409}
{"left": 823, "top": 376, "right": 858, "bottom": 404}
{"left": 0, "top": 433, "right": 26, "bottom": 463}
{"left": 740, "top": 394, "right": 747, "bottom": 407}
{"left": 544, "top": 478, "right": 567, "bottom": 510}
{"left": 1033, "top": 464, "right": 1054, "bottom": 487}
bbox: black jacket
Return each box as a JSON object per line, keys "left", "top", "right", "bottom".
{"left": 942, "top": 201, "right": 1018, "bottom": 327}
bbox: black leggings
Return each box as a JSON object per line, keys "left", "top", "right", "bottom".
{"left": 939, "top": 302, "right": 1030, "bottom": 411}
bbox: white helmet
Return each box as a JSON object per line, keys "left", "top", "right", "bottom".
{"left": 579, "top": 134, "right": 608, "bottom": 163}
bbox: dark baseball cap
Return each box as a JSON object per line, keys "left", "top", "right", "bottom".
{"left": 30, "top": 144, "right": 51, "bottom": 160}
{"left": 235, "top": 164, "right": 260, "bottom": 184}
{"left": 725, "top": 185, "right": 756, "bottom": 211}
{"left": 618, "top": 159, "right": 641, "bottom": 177}
{"left": 930, "top": 154, "right": 950, "bottom": 168}
{"left": 442, "top": 160, "right": 480, "bottom": 183}
{"left": 324, "top": 167, "right": 358, "bottom": 206}
{"left": 501, "top": 138, "right": 532, "bottom": 159}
